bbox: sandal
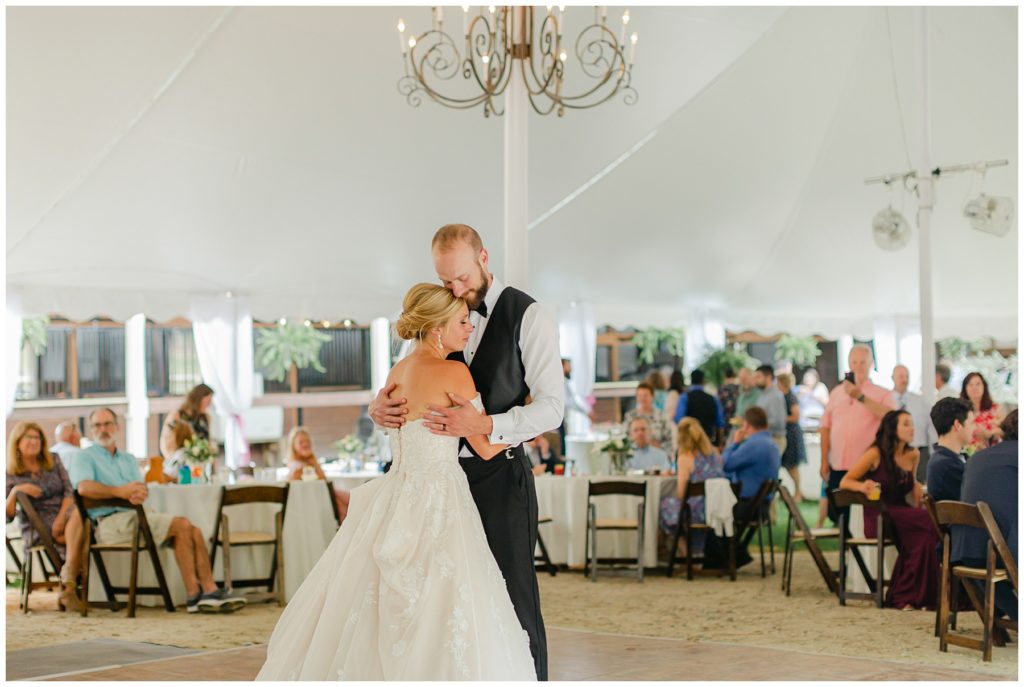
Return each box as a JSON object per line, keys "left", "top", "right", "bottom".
{"left": 59, "top": 581, "right": 86, "bottom": 614}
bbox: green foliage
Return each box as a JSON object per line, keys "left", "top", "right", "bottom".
{"left": 255, "top": 322, "right": 331, "bottom": 383}
{"left": 938, "top": 337, "right": 989, "bottom": 360}
{"left": 22, "top": 316, "right": 49, "bottom": 357}
{"left": 631, "top": 327, "right": 686, "bottom": 366}
{"left": 699, "top": 345, "right": 759, "bottom": 387}
{"left": 774, "top": 334, "right": 822, "bottom": 367}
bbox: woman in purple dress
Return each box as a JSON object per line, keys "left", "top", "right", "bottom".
{"left": 660, "top": 418, "right": 725, "bottom": 558}
{"left": 841, "top": 410, "right": 939, "bottom": 610}
{"left": 5, "top": 421, "right": 84, "bottom": 611}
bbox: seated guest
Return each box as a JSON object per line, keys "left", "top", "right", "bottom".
{"left": 6, "top": 421, "right": 84, "bottom": 612}
{"left": 841, "top": 410, "right": 939, "bottom": 609}
{"left": 960, "top": 372, "right": 1005, "bottom": 451}
{"left": 926, "top": 397, "right": 974, "bottom": 502}
{"left": 659, "top": 418, "right": 725, "bottom": 558}
{"left": 70, "top": 408, "right": 244, "bottom": 613}
{"left": 704, "top": 407, "right": 781, "bottom": 568}
{"left": 526, "top": 434, "right": 564, "bottom": 475}
{"left": 952, "top": 410, "right": 1018, "bottom": 621}
{"left": 627, "top": 418, "right": 671, "bottom": 472}
{"left": 51, "top": 421, "right": 82, "bottom": 469}
{"left": 673, "top": 369, "right": 726, "bottom": 446}
{"left": 286, "top": 427, "right": 350, "bottom": 524}
{"left": 623, "top": 382, "right": 674, "bottom": 451}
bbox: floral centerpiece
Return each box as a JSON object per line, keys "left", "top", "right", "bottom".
{"left": 599, "top": 436, "right": 633, "bottom": 475}
{"left": 332, "top": 435, "right": 365, "bottom": 470}
{"left": 183, "top": 436, "right": 214, "bottom": 484}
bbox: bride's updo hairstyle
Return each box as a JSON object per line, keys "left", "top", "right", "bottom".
{"left": 395, "top": 283, "right": 465, "bottom": 342}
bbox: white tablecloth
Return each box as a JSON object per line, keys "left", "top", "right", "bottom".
{"left": 848, "top": 503, "right": 897, "bottom": 594}
{"left": 534, "top": 475, "right": 675, "bottom": 568}
{"left": 85, "top": 476, "right": 382, "bottom": 606}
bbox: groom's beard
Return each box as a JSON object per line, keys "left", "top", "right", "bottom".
{"left": 462, "top": 266, "right": 490, "bottom": 311}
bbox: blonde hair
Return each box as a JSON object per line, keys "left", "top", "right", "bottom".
{"left": 7, "top": 421, "right": 55, "bottom": 475}
{"left": 395, "top": 283, "right": 466, "bottom": 341}
{"left": 287, "top": 426, "right": 313, "bottom": 463}
{"left": 777, "top": 372, "right": 795, "bottom": 392}
{"left": 676, "top": 418, "right": 715, "bottom": 458}
{"left": 431, "top": 224, "right": 483, "bottom": 254}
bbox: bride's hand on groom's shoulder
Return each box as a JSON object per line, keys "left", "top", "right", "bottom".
{"left": 370, "top": 383, "right": 408, "bottom": 429}
{"left": 424, "top": 392, "right": 492, "bottom": 438}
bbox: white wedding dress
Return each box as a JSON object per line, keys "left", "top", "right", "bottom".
{"left": 257, "top": 396, "right": 537, "bottom": 681}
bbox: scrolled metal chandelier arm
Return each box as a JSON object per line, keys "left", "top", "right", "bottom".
{"left": 395, "top": 6, "right": 638, "bottom": 117}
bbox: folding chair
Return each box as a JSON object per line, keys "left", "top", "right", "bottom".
{"left": 210, "top": 484, "right": 290, "bottom": 605}
{"left": 535, "top": 515, "right": 557, "bottom": 576}
{"left": 777, "top": 484, "right": 839, "bottom": 596}
{"left": 666, "top": 480, "right": 742, "bottom": 581}
{"left": 585, "top": 481, "right": 646, "bottom": 582}
{"left": 13, "top": 492, "right": 64, "bottom": 612}
{"left": 742, "top": 479, "right": 781, "bottom": 578}
{"left": 936, "top": 500, "right": 1018, "bottom": 662}
{"left": 7, "top": 526, "right": 24, "bottom": 585}
{"left": 73, "top": 492, "right": 176, "bottom": 618}
{"left": 828, "top": 489, "right": 895, "bottom": 608}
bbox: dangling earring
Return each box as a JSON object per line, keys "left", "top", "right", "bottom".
{"left": 437, "top": 332, "right": 443, "bottom": 353}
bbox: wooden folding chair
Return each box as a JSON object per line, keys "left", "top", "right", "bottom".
{"left": 324, "top": 480, "right": 342, "bottom": 530}
{"left": 777, "top": 484, "right": 839, "bottom": 596}
{"left": 829, "top": 489, "right": 895, "bottom": 608}
{"left": 73, "top": 492, "right": 176, "bottom": 618}
{"left": 585, "top": 481, "right": 646, "bottom": 582}
{"left": 13, "top": 492, "right": 64, "bottom": 613}
{"left": 535, "top": 516, "right": 557, "bottom": 576}
{"left": 936, "top": 500, "right": 1018, "bottom": 662}
{"left": 666, "top": 480, "right": 742, "bottom": 581}
{"left": 209, "top": 484, "right": 290, "bottom": 605}
{"left": 741, "top": 479, "right": 781, "bottom": 578}
{"left": 7, "top": 527, "right": 24, "bottom": 585}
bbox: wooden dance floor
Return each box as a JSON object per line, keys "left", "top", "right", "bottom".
{"left": 18, "top": 627, "right": 990, "bottom": 681}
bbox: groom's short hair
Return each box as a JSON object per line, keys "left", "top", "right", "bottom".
{"left": 433, "top": 224, "right": 484, "bottom": 254}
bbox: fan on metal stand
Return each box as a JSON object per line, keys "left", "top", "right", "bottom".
{"left": 872, "top": 206, "right": 911, "bottom": 251}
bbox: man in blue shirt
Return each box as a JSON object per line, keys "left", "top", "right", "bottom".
{"left": 705, "top": 407, "right": 781, "bottom": 568}
{"left": 673, "top": 369, "right": 726, "bottom": 445}
{"left": 70, "top": 408, "right": 244, "bottom": 614}
{"left": 926, "top": 397, "right": 973, "bottom": 503}
{"left": 627, "top": 418, "right": 672, "bottom": 472}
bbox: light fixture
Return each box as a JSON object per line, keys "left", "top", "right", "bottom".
{"left": 342, "top": 319, "right": 354, "bottom": 328}
{"left": 303, "top": 319, "right": 312, "bottom": 327}
{"left": 321, "top": 320, "right": 331, "bottom": 328}
{"left": 278, "top": 317, "right": 287, "bottom": 326}
{"left": 872, "top": 206, "right": 911, "bottom": 251}
{"left": 397, "top": 5, "right": 638, "bottom": 117}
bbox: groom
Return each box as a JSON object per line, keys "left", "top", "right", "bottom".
{"left": 370, "top": 224, "right": 564, "bottom": 680}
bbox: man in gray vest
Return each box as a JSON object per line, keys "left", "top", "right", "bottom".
{"left": 370, "top": 224, "right": 564, "bottom": 680}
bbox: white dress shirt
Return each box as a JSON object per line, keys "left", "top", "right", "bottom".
{"left": 461, "top": 276, "right": 565, "bottom": 451}
{"left": 51, "top": 441, "right": 81, "bottom": 470}
{"left": 891, "top": 388, "right": 932, "bottom": 448}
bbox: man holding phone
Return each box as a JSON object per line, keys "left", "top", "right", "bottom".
{"left": 819, "top": 345, "right": 898, "bottom": 526}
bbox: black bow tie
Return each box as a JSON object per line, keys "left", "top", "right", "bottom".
{"left": 471, "top": 301, "right": 488, "bottom": 318}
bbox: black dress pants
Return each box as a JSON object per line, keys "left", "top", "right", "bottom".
{"left": 460, "top": 450, "right": 548, "bottom": 680}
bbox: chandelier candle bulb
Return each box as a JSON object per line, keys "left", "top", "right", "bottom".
{"left": 619, "top": 10, "right": 629, "bottom": 46}
{"left": 408, "top": 36, "right": 417, "bottom": 49}
{"left": 629, "top": 31, "right": 637, "bottom": 63}
{"left": 462, "top": 6, "right": 468, "bottom": 34}
{"left": 600, "top": 6, "right": 607, "bottom": 23}
{"left": 398, "top": 18, "right": 406, "bottom": 53}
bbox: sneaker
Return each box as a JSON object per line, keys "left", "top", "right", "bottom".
{"left": 186, "top": 592, "right": 203, "bottom": 614}
{"left": 206, "top": 587, "right": 247, "bottom": 613}
{"left": 196, "top": 591, "right": 228, "bottom": 613}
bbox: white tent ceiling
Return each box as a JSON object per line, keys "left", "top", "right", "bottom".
{"left": 6, "top": 6, "right": 1018, "bottom": 340}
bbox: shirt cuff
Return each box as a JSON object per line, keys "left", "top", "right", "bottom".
{"left": 488, "top": 413, "right": 515, "bottom": 445}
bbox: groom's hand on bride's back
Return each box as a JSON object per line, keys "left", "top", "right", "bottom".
{"left": 369, "top": 382, "right": 408, "bottom": 429}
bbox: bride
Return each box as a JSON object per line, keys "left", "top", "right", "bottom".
{"left": 256, "top": 283, "right": 537, "bottom": 681}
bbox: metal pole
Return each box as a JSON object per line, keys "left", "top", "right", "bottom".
{"left": 917, "top": 7, "right": 936, "bottom": 409}
{"left": 504, "top": 6, "right": 529, "bottom": 287}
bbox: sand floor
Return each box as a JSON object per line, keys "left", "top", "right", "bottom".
{"left": 6, "top": 551, "right": 1017, "bottom": 679}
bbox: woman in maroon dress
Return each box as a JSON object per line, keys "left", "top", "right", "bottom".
{"left": 840, "top": 410, "right": 939, "bottom": 610}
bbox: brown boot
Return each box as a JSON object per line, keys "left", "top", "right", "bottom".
{"left": 58, "top": 581, "right": 86, "bottom": 614}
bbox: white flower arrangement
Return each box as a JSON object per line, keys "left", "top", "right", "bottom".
{"left": 332, "top": 434, "right": 365, "bottom": 456}
{"left": 183, "top": 436, "right": 213, "bottom": 463}
{"left": 600, "top": 436, "right": 632, "bottom": 454}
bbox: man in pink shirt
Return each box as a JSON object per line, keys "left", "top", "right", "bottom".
{"left": 820, "top": 344, "right": 898, "bottom": 524}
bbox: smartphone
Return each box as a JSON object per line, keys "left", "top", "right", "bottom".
{"left": 843, "top": 371, "right": 856, "bottom": 384}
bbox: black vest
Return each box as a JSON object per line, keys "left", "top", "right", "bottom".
{"left": 685, "top": 388, "right": 720, "bottom": 440}
{"left": 448, "top": 286, "right": 535, "bottom": 418}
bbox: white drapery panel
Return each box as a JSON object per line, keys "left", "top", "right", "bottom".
{"left": 558, "top": 302, "right": 596, "bottom": 436}
{"left": 4, "top": 288, "right": 24, "bottom": 417}
{"left": 125, "top": 313, "right": 150, "bottom": 456}
{"left": 189, "top": 294, "right": 254, "bottom": 469}
{"left": 684, "top": 312, "right": 726, "bottom": 374}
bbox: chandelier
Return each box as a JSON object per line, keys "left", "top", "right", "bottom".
{"left": 396, "top": 6, "right": 638, "bottom": 117}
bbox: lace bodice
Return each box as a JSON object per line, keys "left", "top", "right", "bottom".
{"left": 387, "top": 395, "right": 483, "bottom": 474}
